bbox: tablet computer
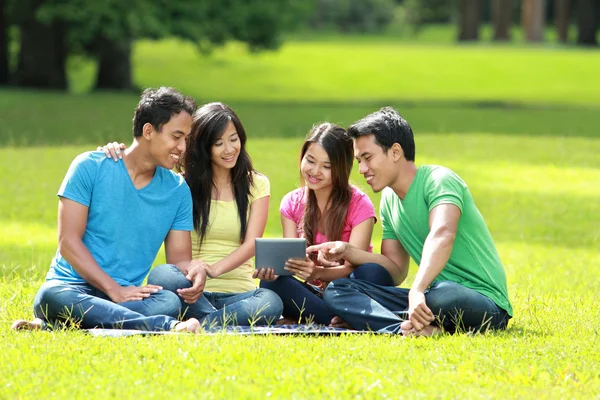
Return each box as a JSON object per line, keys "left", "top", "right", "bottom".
{"left": 255, "top": 238, "right": 306, "bottom": 276}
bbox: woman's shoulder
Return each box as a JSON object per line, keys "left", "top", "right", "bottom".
{"left": 350, "top": 185, "right": 373, "bottom": 203}
{"left": 347, "top": 185, "right": 375, "bottom": 214}
{"left": 280, "top": 187, "right": 306, "bottom": 210}
{"left": 251, "top": 171, "right": 270, "bottom": 184}
{"left": 249, "top": 171, "right": 270, "bottom": 200}
{"left": 286, "top": 186, "right": 306, "bottom": 201}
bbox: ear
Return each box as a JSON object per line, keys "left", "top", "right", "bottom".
{"left": 142, "top": 123, "right": 155, "bottom": 140}
{"left": 391, "top": 143, "right": 403, "bottom": 161}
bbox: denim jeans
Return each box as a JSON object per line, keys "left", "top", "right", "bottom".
{"left": 33, "top": 280, "right": 180, "bottom": 331}
{"left": 148, "top": 264, "right": 283, "bottom": 327}
{"left": 324, "top": 272, "right": 510, "bottom": 334}
{"left": 260, "top": 262, "right": 395, "bottom": 325}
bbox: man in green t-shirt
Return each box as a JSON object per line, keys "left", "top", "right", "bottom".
{"left": 308, "top": 107, "right": 512, "bottom": 336}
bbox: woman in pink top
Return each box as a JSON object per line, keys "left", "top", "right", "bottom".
{"left": 255, "top": 123, "right": 394, "bottom": 325}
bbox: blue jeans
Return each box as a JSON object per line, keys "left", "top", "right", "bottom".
{"left": 148, "top": 264, "right": 283, "bottom": 327}
{"left": 324, "top": 274, "right": 510, "bottom": 334}
{"left": 260, "top": 263, "right": 395, "bottom": 325}
{"left": 33, "top": 280, "right": 180, "bottom": 331}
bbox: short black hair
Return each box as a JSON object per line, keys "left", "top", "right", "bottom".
{"left": 347, "top": 107, "right": 415, "bottom": 161}
{"left": 132, "top": 87, "right": 196, "bottom": 138}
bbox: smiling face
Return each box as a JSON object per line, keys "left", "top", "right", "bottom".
{"left": 147, "top": 110, "right": 193, "bottom": 170}
{"left": 353, "top": 134, "right": 397, "bottom": 193}
{"left": 300, "top": 143, "right": 333, "bottom": 193}
{"left": 210, "top": 120, "right": 241, "bottom": 172}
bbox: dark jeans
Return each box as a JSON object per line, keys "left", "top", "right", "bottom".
{"left": 33, "top": 279, "right": 179, "bottom": 331}
{"left": 324, "top": 273, "right": 510, "bottom": 334}
{"left": 260, "top": 263, "right": 395, "bottom": 325}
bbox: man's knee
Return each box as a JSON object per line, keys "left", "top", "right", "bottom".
{"left": 147, "top": 264, "right": 188, "bottom": 290}
{"left": 151, "top": 290, "right": 183, "bottom": 318}
{"left": 350, "top": 263, "right": 394, "bottom": 286}
{"left": 425, "top": 281, "right": 506, "bottom": 332}
{"left": 425, "top": 281, "right": 468, "bottom": 311}
{"left": 33, "top": 281, "right": 78, "bottom": 320}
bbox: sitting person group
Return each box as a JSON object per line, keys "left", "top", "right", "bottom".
{"left": 12, "top": 87, "right": 512, "bottom": 336}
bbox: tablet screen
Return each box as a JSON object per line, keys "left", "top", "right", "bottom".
{"left": 255, "top": 238, "right": 306, "bottom": 276}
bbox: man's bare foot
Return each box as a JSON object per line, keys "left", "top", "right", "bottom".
{"left": 275, "top": 317, "right": 297, "bottom": 325}
{"left": 173, "top": 318, "right": 201, "bottom": 334}
{"left": 11, "top": 318, "right": 44, "bottom": 331}
{"left": 329, "top": 316, "right": 353, "bottom": 329}
{"left": 400, "top": 320, "right": 441, "bottom": 337}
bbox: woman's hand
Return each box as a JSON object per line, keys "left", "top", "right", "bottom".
{"left": 97, "top": 142, "right": 126, "bottom": 161}
{"left": 284, "top": 256, "right": 320, "bottom": 281}
{"left": 252, "top": 268, "right": 278, "bottom": 281}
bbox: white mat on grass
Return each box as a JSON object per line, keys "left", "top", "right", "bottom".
{"left": 87, "top": 324, "right": 385, "bottom": 337}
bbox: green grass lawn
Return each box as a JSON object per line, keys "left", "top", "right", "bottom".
{"left": 63, "top": 32, "right": 600, "bottom": 106}
{"left": 1, "top": 35, "right": 600, "bottom": 398}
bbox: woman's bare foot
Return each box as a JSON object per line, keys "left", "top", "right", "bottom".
{"left": 11, "top": 318, "right": 44, "bottom": 331}
{"left": 329, "top": 316, "right": 352, "bottom": 329}
{"left": 275, "top": 317, "right": 297, "bottom": 325}
{"left": 173, "top": 318, "right": 201, "bottom": 334}
{"left": 400, "top": 320, "right": 441, "bottom": 337}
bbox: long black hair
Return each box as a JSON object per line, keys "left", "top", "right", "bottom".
{"left": 299, "top": 123, "right": 353, "bottom": 246}
{"left": 183, "top": 102, "right": 255, "bottom": 244}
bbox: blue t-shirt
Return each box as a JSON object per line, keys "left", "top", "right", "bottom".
{"left": 46, "top": 151, "right": 193, "bottom": 287}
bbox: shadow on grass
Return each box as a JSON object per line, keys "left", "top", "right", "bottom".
{"left": 502, "top": 325, "right": 550, "bottom": 338}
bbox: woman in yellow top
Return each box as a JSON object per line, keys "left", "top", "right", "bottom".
{"left": 102, "top": 103, "right": 283, "bottom": 328}
{"left": 150, "top": 102, "right": 283, "bottom": 327}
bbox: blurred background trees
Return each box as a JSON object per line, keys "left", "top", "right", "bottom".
{"left": 1, "top": 0, "right": 598, "bottom": 91}
{"left": 1, "top": 0, "right": 311, "bottom": 90}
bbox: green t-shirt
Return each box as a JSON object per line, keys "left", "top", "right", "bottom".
{"left": 380, "top": 165, "right": 512, "bottom": 316}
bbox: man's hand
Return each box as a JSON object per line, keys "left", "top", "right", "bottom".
{"left": 177, "top": 266, "right": 206, "bottom": 304}
{"left": 408, "top": 289, "right": 435, "bottom": 331}
{"left": 305, "top": 241, "right": 348, "bottom": 267}
{"left": 253, "top": 268, "right": 278, "bottom": 281}
{"left": 107, "top": 284, "right": 163, "bottom": 303}
{"left": 284, "top": 257, "right": 319, "bottom": 281}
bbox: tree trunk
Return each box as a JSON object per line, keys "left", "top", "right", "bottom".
{"left": 492, "top": 0, "right": 513, "bottom": 41}
{"left": 0, "top": 0, "right": 8, "bottom": 85}
{"left": 577, "top": 0, "right": 599, "bottom": 45}
{"left": 522, "top": 0, "right": 546, "bottom": 42}
{"left": 555, "top": 0, "right": 571, "bottom": 43}
{"left": 94, "top": 37, "right": 133, "bottom": 91}
{"left": 458, "top": 0, "right": 482, "bottom": 41}
{"left": 15, "top": 17, "right": 67, "bottom": 89}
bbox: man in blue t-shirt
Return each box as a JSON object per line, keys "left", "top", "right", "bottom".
{"left": 12, "top": 87, "right": 203, "bottom": 333}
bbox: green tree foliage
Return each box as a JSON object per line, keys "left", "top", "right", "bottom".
{"left": 310, "top": 0, "right": 396, "bottom": 33}
{"left": 4, "top": 0, "right": 312, "bottom": 89}
{"left": 403, "top": 0, "right": 453, "bottom": 32}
